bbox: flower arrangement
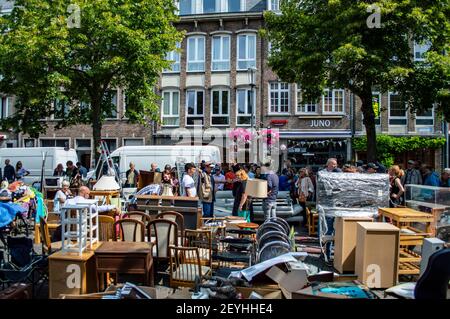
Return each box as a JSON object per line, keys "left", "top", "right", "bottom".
{"left": 260, "top": 129, "right": 280, "bottom": 145}
{"left": 228, "top": 128, "right": 254, "bottom": 143}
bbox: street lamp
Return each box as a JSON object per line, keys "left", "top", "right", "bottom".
{"left": 247, "top": 67, "right": 256, "bottom": 163}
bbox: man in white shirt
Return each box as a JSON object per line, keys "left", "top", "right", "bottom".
{"left": 213, "top": 165, "right": 225, "bottom": 191}
{"left": 64, "top": 186, "right": 118, "bottom": 213}
{"left": 182, "top": 163, "right": 197, "bottom": 197}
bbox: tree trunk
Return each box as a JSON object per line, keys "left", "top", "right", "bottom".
{"left": 90, "top": 96, "right": 102, "bottom": 174}
{"left": 359, "top": 90, "right": 377, "bottom": 163}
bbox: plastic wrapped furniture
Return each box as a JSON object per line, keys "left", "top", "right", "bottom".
{"left": 316, "top": 171, "right": 390, "bottom": 261}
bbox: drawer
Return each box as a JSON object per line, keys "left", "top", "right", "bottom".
{"left": 96, "top": 256, "right": 148, "bottom": 274}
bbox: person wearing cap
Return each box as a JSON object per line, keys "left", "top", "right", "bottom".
{"left": 422, "top": 165, "right": 440, "bottom": 187}
{"left": 213, "top": 165, "right": 225, "bottom": 192}
{"left": 199, "top": 163, "right": 215, "bottom": 217}
{"left": 440, "top": 168, "right": 450, "bottom": 187}
{"left": 366, "top": 162, "right": 378, "bottom": 174}
{"left": 402, "top": 160, "right": 422, "bottom": 186}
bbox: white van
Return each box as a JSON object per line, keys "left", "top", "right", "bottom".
{"left": 110, "top": 145, "right": 221, "bottom": 179}
{"left": 0, "top": 147, "right": 78, "bottom": 185}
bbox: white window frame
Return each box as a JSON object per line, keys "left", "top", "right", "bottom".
{"left": 237, "top": 34, "right": 257, "bottom": 71}
{"left": 236, "top": 88, "right": 255, "bottom": 127}
{"left": 186, "top": 89, "right": 205, "bottom": 126}
{"left": 269, "top": 82, "right": 290, "bottom": 115}
{"left": 295, "top": 85, "right": 318, "bottom": 115}
{"left": 39, "top": 138, "right": 71, "bottom": 148}
{"left": 164, "top": 42, "right": 181, "bottom": 73}
{"left": 179, "top": 0, "right": 203, "bottom": 15}
{"left": 122, "top": 138, "right": 145, "bottom": 146}
{"left": 187, "top": 36, "right": 205, "bottom": 72}
{"left": 52, "top": 99, "right": 71, "bottom": 120}
{"left": 210, "top": 89, "right": 230, "bottom": 126}
{"left": 415, "top": 106, "right": 434, "bottom": 127}
{"left": 161, "top": 90, "right": 180, "bottom": 127}
{"left": 414, "top": 40, "right": 431, "bottom": 62}
{"left": 23, "top": 138, "right": 36, "bottom": 148}
{"left": 268, "top": 0, "right": 280, "bottom": 11}
{"left": 388, "top": 92, "right": 407, "bottom": 125}
{"left": 105, "top": 90, "right": 119, "bottom": 120}
{"left": 0, "top": 96, "right": 10, "bottom": 119}
{"left": 322, "top": 89, "right": 345, "bottom": 114}
{"left": 211, "top": 35, "right": 230, "bottom": 71}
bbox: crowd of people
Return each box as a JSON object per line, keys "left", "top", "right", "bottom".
{"left": 47, "top": 155, "right": 450, "bottom": 226}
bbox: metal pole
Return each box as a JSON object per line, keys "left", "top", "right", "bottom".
{"left": 250, "top": 84, "right": 255, "bottom": 163}
{"left": 444, "top": 121, "right": 449, "bottom": 168}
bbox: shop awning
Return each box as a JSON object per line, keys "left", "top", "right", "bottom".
{"left": 279, "top": 131, "right": 352, "bottom": 139}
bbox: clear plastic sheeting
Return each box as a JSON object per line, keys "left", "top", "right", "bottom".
{"left": 316, "top": 171, "right": 390, "bottom": 218}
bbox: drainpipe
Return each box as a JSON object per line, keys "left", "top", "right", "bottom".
{"left": 350, "top": 92, "right": 355, "bottom": 162}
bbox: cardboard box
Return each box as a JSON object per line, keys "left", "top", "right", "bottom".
{"left": 334, "top": 216, "right": 373, "bottom": 274}
{"left": 291, "top": 281, "right": 377, "bottom": 299}
{"left": 265, "top": 262, "right": 309, "bottom": 299}
{"left": 355, "top": 222, "right": 400, "bottom": 289}
{"left": 245, "top": 179, "right": 267, "bottom": 198}
{"left": 236, "top": 287, "right": 283, "bottom": 299}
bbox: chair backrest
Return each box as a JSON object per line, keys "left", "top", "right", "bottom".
{"left": 169, "top": 245, "right": 202, "bottom": 286}
{"left": 124, "top": 211, "right": 151, "bottom": 226}
{"left": 157, "top": 211, "right": 185, "bottom": 234}
{"left": 414, "top": 248, "right": 450, "bottom": 299}
{"left": 184, "top": 229, "right": 212, "bottom": 267}
{"left": 98, "top": 215, "right": 115, "bottom": 242}
{"left": 148, "top": 219, "right": 178, "bottom": 259}
{"left": 39, "top": 218, "right": 52, "bottom": 255}
{"left": 114, "top": 219, "right": 145, "bottom": 242}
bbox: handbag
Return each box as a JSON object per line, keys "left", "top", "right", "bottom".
{"left": 299, "top": 192, "right": 306, "bottom": 203}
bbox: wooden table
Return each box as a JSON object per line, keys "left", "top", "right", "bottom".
{"left": 378, "top": 207, "right": 434, "bottom": 234}
{"left": 94, "top": 241, "right": 154, "bottom": 292}
{"left": 378, "top": 207, "right": 434, "bottom": 276}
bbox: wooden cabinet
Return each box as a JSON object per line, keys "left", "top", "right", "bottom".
{"left": 333, "top": 216, "right": 373, "bottom": 274}
{"left": 378, "top": 207, "right": 433, "bottom": 276}
{"left": 49, "top": 249, "right": 98, "bottom": 299}
{"left": 355, "top": 222, "right": 400, "bottom": 289}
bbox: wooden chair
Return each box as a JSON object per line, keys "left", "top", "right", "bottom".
{"left": 39, "top": 218, "right": 62, "bottom": 255}
{"left": 307, "top": 207, "right": 319, "bottom": 236}
{"left": 184, "top": 229, "right": 212, "bottom": 268}
{"left": 157, "top": 211, "right": 185, "bottom": 242}
{"left": 168, "top": 245, "right": 211, "bottom": 288}
{"left": 147, "top": 219, "right": 178, "bottom": 272}
{"left": 114, "top": 219, "right": 145, "bottom": 242}
{"left": 124, "top": 211, "right": 152, "bottom": 226}
{"left": 98, "top": 215, "right": 115, "bottom": 241}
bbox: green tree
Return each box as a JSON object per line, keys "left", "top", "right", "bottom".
{"left": 263, "top": 0, "right": 450, "bottom": 162}
{"left": 0, "top": 0, "right": 182, "bottom": 162}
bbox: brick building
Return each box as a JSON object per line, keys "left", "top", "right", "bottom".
{"left": 0, "top": 0, "right": 445, "bottom": 171}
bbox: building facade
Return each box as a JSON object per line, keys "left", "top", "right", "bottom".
{"left": 0, "top": 0, "right": 445, "bottom": 171}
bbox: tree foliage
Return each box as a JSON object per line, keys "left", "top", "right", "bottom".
{"left": 352, "top": 135, "right": 446, "bottom": 167}
{"left": 263, "top": 0, "right": 450, "bottom": 162}
{"left": 0, "top": 0, "right": 182, "bottom": 158}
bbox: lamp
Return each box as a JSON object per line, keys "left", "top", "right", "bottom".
{"left": 93, "top": 175, "right": 120, "bottom": 190}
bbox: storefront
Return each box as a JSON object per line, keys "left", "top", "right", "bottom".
{"left": 281, "top": 131, "right": 352, "bottom": 172}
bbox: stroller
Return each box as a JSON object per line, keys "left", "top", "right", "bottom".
{"left": 0, "top": 235, "right": 49, "bottom": 298}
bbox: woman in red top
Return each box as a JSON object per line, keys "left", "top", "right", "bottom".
{"left": 224, "top": 165, "right": 236, "bottom": 190}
